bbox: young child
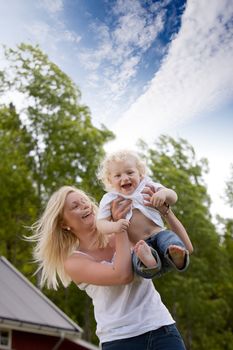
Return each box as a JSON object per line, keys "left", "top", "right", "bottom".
{"left": 97, "top": 149, "right": 192, "bottom": 279}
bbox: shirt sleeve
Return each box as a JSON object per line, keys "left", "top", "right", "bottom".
{"left": 97, "top": 193, "right": 115, "bottom": 220}
{"left": 145, "top": 177, "right": 164, "bottom": 192}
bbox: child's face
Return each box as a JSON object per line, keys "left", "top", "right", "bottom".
{"left": 108, "top": 158, "right": 142, "bottom": 195}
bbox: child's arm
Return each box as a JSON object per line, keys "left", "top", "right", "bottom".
{"left": 97, "top": 217, "right": 129, "bottom": 235}
{"left": 159, "top": 205, "right": 193, "bottom": 254}
{"left": 142, "top": 186, "right": 193, "bottom": 254}
{"left": 150, "top": 187, "right": 178, "bottom": 207}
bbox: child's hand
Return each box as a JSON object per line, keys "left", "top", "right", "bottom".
{"left": 142, "top": 185, "right": 165, "bottom": 207}
{"left": 150, "top": 189, "right": 166, "bottom": 207}
{"left": 115, "top": 219, "right": 130, "bottom": 233}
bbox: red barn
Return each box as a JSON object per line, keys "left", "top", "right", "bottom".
{"left": 0, "top": 256, "right": 99, "bottom": 350}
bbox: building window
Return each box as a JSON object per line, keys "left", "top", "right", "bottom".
{"left": 0, "top": 329, "right": 11, "bottom": 349}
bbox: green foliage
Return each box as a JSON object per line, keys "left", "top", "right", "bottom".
{"left": 225, "top": 164, "right": 233, "bottom": 207}
{"left": 0, "top": 44, "right": 232, "bottom": 347}
{"left": 3, "top": 43, "right": 114, "bottom": 205}
{"left": 217, "top": 167, "right": 233, "bottom": 348}
{"left": 0, "top": 43, "right": 114, "bottom": 343}
{"left": 139, "top": 135, "right": 232, "bottom": 349}
{"left": 0, "top": 104, "right": 38, "bottom": 274}
{"left": 219, "top": 219, "right": 233, "bottom": 346}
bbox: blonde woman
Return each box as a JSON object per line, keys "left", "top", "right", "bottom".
{"left": 30, "top": 185, "right": 187, "bottom": 350}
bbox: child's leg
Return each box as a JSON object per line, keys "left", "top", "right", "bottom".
{"left": 134, "top": 240, "right": 157, "bottom": 268}
{"left": 148, "top": 230, "right": 189, "bottom": 274}
{"left": 132, "top": 242, "right": 161, "bottom": 279}
{"left": 168, "top": 245, "right": 187, "bottom": 269}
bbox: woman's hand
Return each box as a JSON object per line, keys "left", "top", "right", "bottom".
{"left": 111, "top": 196, "right": 132, "bottom": 221}
{"left": 142, "top": 185, "right": 155, "bottom": 208}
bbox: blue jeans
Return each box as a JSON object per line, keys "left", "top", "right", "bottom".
{"left": 132, "top": 230, "right": 189, "bottom": 279}
{"left": 102, "top": 324, "right": 186, "bottom": 350}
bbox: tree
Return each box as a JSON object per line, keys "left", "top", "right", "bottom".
{"left": 225, "top": 164, "right": 233, "bottom": 207}
{"left": 3, "top": 44, "right": 114, "bottom": 205}
{"left": 217, "top": 166, "right": 233, "bottom": 349}
{"left": 0, "top": 104, "right": 38, "bottom": 275}
{"left": 0, "top": 44, "right": 114, "bottom": 343}
{"left": 221, "top": 219, "right": 233, "bottom": 349}
{"left": 139, "top": 136, "right": 231, "bottom": 349}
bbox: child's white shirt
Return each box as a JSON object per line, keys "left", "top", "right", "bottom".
{"left": 97, "top": 176, "right": 165, "bottom": 228}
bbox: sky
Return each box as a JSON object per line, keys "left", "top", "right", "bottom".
{"left": 0, "top": 0, "right": 232, "bottom": 221}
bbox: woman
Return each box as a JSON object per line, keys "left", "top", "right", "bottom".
{"left": 30, "top": 185, "right": 188, "bottom": 349}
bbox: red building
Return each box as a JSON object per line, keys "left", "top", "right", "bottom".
{"left": 0, "top": 256, "right": 99, "bottom": 350}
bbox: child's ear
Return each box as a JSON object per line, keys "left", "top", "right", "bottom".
{"left": 107, "top": 175, "right": 112, "bottom": 185}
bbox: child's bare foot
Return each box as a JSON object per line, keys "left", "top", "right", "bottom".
{"left": 134, "top": 240, "right": 157, "bottom": 268}
{"left": 168, "top": 245, "right": 186, "bottom": 269}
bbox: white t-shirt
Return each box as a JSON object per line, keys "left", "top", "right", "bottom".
{"left": 77, "top": 252, "right": 174, "bottom": 343}
{"left": 97, "top": 176, "right": 165, "bottom": 229}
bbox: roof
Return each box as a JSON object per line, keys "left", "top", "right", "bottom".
{"left": 0, "top": 256, "right": 82, "bottom": 337}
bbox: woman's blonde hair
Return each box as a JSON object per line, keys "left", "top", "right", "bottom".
{"left": 97, "top": 149, "right": 147, "bottom": 191}
{"left": 29, "top": 186, "right": 107, "bottom": 290}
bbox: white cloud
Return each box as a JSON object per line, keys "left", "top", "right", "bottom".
{"left": 112, "top": 1, "right": 164, "bottom": 50}
{"left": 110, "top": 0, "right": 233, "bottom": 149}
{"left": 105, "top": 0, "right": 233, "bottom": 220}
{"left": 24, "top": 20, "right": 82, "bottom": 54}
{"left": 0, "top": 1, "right": 81, "bottom": 63}
{"left": 76, "top": 0, "right": 168, "bottom": 127}
{"left": 0, "top": 0, "right": 231, "bottom": 220}
{"left": 38, "top": 0, "right": 63, "bottom": 14}
{"left": 79, "top": 0, "right": 165, "bottom": 103}
{"left": 25, "top": 21, "right": 54, "bottom": 45}
{"left": 63, "top": 30, "right": 81, "bottom": 44}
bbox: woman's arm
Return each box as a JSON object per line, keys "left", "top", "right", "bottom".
{"left": 65, "top": 198, "right": 133, "bottom": 286}
{"left": 64, "top": 229, "right": 133, "bottom": 286}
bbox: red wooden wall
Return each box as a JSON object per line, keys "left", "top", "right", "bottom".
{"left": 10, "top": 330, "right": 91, "bottom": 350}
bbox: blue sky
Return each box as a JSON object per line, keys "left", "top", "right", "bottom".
{"left": 0, "top": 0, "right": 232, "bottom": 221}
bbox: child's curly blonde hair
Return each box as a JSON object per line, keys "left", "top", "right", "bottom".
{"left": 97, "top": 149, "right": 147, "bottom": 191}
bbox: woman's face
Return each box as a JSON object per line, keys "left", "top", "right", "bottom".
{"left": 62, "top": 191, "right": 96, "bottom": 234}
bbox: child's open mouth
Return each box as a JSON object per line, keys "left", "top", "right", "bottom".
{"left": 121, "top": 183, "right": 132, "bottom": 190}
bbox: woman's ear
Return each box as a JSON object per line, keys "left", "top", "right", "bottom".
{"left": 61, "top": 222, "right": 71, "bottom": 231}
